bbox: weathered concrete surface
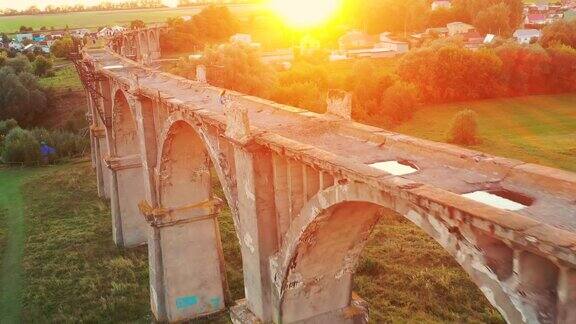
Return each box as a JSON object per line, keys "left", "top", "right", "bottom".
{"left": 80, "top": 29, "right": 576, "bottom": 324}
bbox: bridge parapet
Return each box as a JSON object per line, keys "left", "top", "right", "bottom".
{"left": 82, "top": 46, "right": 576, "bottom": 323}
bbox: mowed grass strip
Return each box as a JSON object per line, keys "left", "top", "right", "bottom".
{"left": 0, "top": 209, "right": 6, "bottom": 268}
{"left": 396, "top": 93, "right": 576, "bottom": 172}
{"left": 20, "top": 164, "right": 151, "bottom": 322}
{"left": 0, "top": 168, "right": 36, "bottom": 324}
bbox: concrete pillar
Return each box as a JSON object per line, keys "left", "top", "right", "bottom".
{"left": 141, "top": 199, "right": 227, "bottom": 322}
{"left": 326, "top": 90, "right": 352, "bottom": 120}
{"left": 233, "top": 147, "right": 278, "bottom": 322}
{"left": 558, "top": 267, "right": 576, "bottom": 323}
{"left": 130, "top": 95, "right": 158, "bottom": 205}
{"left": 105, "top": 155, "right": 149, "bottom": 247}
{"left": 196, "top": 65, "right": 207, "bottom": 83}
{"left": 224, "top": 102, "right": 278, "bottom": 322}
{"left": 91, "top": 127, "right": 107, "bottom": 198}
{"left": 99, "top": 135, "right": 112, "bottom": 200}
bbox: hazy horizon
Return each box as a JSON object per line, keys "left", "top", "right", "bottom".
{"left": 0, "top": 0, "right": 175, "bottom": 11}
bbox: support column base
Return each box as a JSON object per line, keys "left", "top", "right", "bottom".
{"left": 230, "top": 294, "right": 369, "bottom": 324}
{"left": 230, "top": 299, "right": 261, "bottom": 324}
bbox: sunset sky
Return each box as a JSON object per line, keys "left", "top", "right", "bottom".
{"left": 0, "top": 0, "right": 176, "bottom": 11}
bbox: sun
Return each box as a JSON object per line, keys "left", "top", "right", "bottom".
{"left": 269, "top": 0, "right": 340, "bottom": 28}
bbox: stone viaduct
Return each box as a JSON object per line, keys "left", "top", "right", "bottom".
{"left": 78, "top": 26, "right": 576, "bottom": 323}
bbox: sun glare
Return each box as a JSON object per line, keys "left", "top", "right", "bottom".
{"left": 269, "top": 0, "right": 340, "bottom": 28}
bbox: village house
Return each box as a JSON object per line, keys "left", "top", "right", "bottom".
{"left": 431, "top": 0, "right": 451, "bottom": 11}
{"left": 9, "top": 41, "right": 23, "bottom": 51}
{"left": 513, "top": 29, "right": 541, "bottom": 44}
{"left": 525, "top": 13, "right": 547, "bottom": 26}
{"left": 446, "top": 22, "right": 475, "bottom": 36}
{"left": 426, "top": 27, "right": 450, "bottom": 37}
{"left": 375, "top": 34, "right": 409, "bottom": 53}
{"left": 32, "top": 34, "right": 45, "bottom": 42}
{"left": 229, "top": 33, "right": 261, "bottom": 49}
{"left": 15, "top": 33, "right": 33, "bottom": 43}
{"left": 461, "top": 30, "right": 485, "bottom": 50}
{"left": 230, "top": 33, "right": 252, "bottom": 44}
{"left": 71, "top": 28, "right": 91, "bottom": 38}
{"left": 97, "top": 26, "right": 126, "bottom": 38}
{"left": 338, "top": 30, "right": 375, "bottom": 50}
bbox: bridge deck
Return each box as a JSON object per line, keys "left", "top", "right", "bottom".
{"left": 88, "top": 49, "right": 576, "bottom": 233}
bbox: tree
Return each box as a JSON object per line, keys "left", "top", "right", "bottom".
{"left": 473, "top": 3, "right": 512, "bottom": 36}
{"left": 271, "top": 81, "right": 325, "bottom": 113}
{"left": 381, "top": 81, "right": 419, "bottom": 124}
{"left": 546, "top": 44, "right": 576, "bottom": 92}
{"left": 540, "top": 20, "right": 576, "bottom": 48}
{"left": 447, "top": 110, "right": 480, "bottom": 145}
{"left": 1, "top": 127, "right": 40, "bottom": 165}
{"left": 130, "top": 19, "right": 145, "bottom": 30}
{"left": 33, "top": 56, "right": 53, "bottom": 77}
{"left": 51, "top": 36, "right": 74, "bottom": 58}
{"left": 202, "top": 43, "right": 276, "bottom": 97}
{"left": 398, "top": 45, "right": 503, "bottom": 103}
{"left": 161, "top": 6, "right": 239, "bottom": 53}
{"left": 6, "top": 54, "right": 32, "bottom": 74}
{"left": 495, "top": 42, "right": 551, "bottom": 95}
{"left": 0, "top": 66, "right": 49, "bottom": 126}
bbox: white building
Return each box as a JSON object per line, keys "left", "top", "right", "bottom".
{"left": 9, "top": 41, "right": 23, "bottom": 50}
{"left": 446, "top": 22, "right": 475, "bottom": 36}
{"left": 375, "top": 35, "right": 409, "bottom": 53}
{"left": 15, "top": 33, "right": 33, "bottom": 43}
{"left": 432, "top": 0, "right": 452, "bottom": 10}
{"left": 513, "top": 29, "right": 541, "bottom": 44}
{"left": 230, "top": 33, "right": 252, "bottom": 44}
{"left": 71, "top": 28, "right": 91, "bottom": 38}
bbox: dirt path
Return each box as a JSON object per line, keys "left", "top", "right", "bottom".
{"left": 0, "top": 169, "right": 35, "bottom": 323}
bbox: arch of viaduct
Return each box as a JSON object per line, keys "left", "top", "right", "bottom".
{"left": 109, "top": 26, "right": 163, "bottom": 65}
{"left": 82, "top": 27, "right": 576, "bottom": 323}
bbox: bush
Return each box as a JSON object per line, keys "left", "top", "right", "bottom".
{"left": 33, "top": 56, "right": 53, "bottom": 77}
{"left": 447, "top": 110, "right": 480, "bottom": 146}
{"left": 30, "top": 128, "right": 89, "bottom": 159}
{"left": 6, "top": 54, "right": 32, "bottom": 74}
{"left": 1, "top": 127, "right": 40, "bottom": 166}
{"left": 0, "top": 118, "right": 18, "bottom": 137}
{"left": 51, "top": 36, "right": 75, "bottom": 58}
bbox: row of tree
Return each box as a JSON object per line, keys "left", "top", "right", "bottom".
{"left": 0, "top": 54, "right": 55, "bottom": 127}
{"left": 1, "top": 1, "right": 165, "bottom": 16}
{"left": 339, "top": 0, "right": 524, "bottom": 37}
{"left": 168, "top": 16, "right": 576, "bottom": 127}
{"left": 161, "top": 5, "right": 240, "bottom": 53}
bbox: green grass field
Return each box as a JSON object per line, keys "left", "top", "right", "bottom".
{"left": 396, "top": 93, "right": 576, "bottom": 172}
{"left": 38, "top": 65, "right": 84, "bottom": 92}
{"left": 0, "top": 5, "right": 259, "bottom": 34}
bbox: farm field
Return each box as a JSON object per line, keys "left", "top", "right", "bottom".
{"left": 396, "top": 93, "right": 576, "bottom": 172}
{"left": 0, "top": 4, "right": 259, "bottom": 33}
